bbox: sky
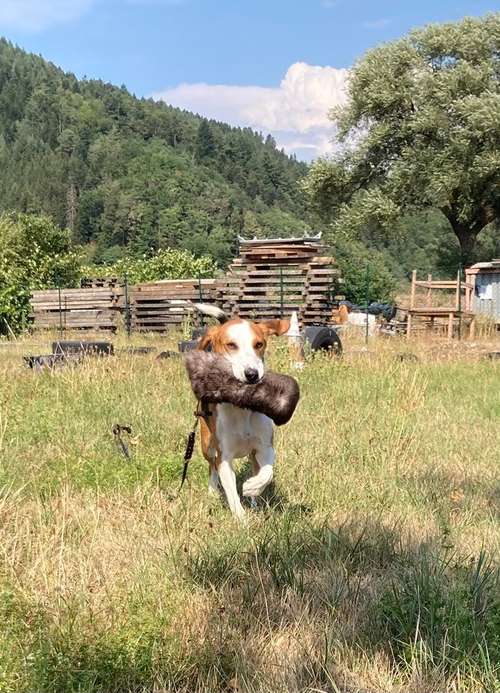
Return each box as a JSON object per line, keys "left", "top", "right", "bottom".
{"left": 0, "top": 0, "right": 498, "bottom": 160}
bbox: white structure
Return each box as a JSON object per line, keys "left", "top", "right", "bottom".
{"left": 466, "top": 260, "right": 500, "bottom": 324}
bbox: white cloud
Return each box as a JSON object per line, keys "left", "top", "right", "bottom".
{"left": 0, "top": 0, "right": 95, "bottom": 31}
{"left": 153, "top": 62, "right": 348, "bottom": 161}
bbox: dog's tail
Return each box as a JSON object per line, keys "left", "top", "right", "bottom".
{"left": 175, "top": 300, "right": 229, "bottom": 324}
{"left": 193, "top": 303, "right": 229, "bottom": 324}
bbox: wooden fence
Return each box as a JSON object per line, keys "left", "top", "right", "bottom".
{"left": 31, "top": 287, "right": 124, "bottom": 331}
{"left": 30, "top": 237, "right": 344, "bottom": 332}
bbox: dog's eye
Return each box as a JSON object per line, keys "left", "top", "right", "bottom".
{"left": 226, "top": 342, "right": 238, "bottom": 350}
{"left": 254, "top": 341, "right": 264, "bottom": 350}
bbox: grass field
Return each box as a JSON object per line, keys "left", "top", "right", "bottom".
{"left": 0, "top": 330, "right": 499, "bottom": 693}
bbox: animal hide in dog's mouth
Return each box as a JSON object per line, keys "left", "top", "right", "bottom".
{"left": 184, "top": 350, "right": 300, "bottom": 426}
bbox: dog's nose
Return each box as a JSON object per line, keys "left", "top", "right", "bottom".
{"left": 244, "top": 367, "right": 259, "bottom": 384}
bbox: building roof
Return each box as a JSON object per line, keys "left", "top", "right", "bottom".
{"left": 466, "top": 259, "right": 500, "bottom": 274}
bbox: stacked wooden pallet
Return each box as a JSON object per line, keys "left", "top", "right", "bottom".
{"left": 227, "top": 266, "right": 308, "bottom": 319}
{"left": 130, "top": 279, "right": 218, "bottom": 332}
{"left": 238, "top": 237, "right": 321, "bottom": 266}
{"left": 29, "top": 236, "right": 343, "bottom": 332}
{"left": 302, "top": 258, "right": 343, "bottom": 324}
{"left": 31, "top": 287, "right": 123, "bottom": 330}
{"left": 221, "top": 236, "right": 343, "bottom": 324}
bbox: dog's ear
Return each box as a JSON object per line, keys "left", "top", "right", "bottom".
{"left": 257, "top": 319, "right": 290, "bottom": 337}
{"left": 197, "top": 327, "right": 218, "bottom": 351}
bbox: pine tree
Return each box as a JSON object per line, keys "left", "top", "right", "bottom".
{"left": 195, "top": 119, "right": 216, "bottom": 161}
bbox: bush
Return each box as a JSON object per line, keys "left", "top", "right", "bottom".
{"left": 0, "top": 213, "right": 81, "bottom": 334}
{"left": 81, "top": 248, "right": 218, "bottom": 285}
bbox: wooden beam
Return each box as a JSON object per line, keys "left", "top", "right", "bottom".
{"left": 410, "top": 270, "right": 417, "bottom": 310}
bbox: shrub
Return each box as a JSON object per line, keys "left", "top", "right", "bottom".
{"left": 81, "top": 248, "right": 218, "bottom": 285}
{"left": 0, "top": 213, "right": 81, "bottom": 334}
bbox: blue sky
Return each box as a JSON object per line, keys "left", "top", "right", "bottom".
{"left": 0, "top": 0, "right": 497, "bottom": 159}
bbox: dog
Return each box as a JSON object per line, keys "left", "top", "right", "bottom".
{"left": 196, "top": 315, "right": 290, "bottom": 520}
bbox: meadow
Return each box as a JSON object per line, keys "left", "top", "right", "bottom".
{"left": 0, "top": 330, "right": 499, "bottom": 693}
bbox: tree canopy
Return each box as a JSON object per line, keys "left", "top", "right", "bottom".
{"left": 305, "top": 14, "right": 500, "bottom": 263}
{"left": 0, "top": 39, "right": 311, "bottom": 267}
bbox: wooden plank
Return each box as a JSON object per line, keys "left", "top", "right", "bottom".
{"left": 407, "top": 308, "right": 474, "bottom": 316}
{"left": 235, "top": 268, "right": 306, "bottom": 275}
{"left": 32, "top": 301, "right": 117, "bottom": 309}
{"left": 32, "top": 288, "right": 117, "bottom": 298}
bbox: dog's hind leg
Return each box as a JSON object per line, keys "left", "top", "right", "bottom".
{"left": 208, "top": 462, "right": 219, "bottom": 495}
{"left": 200, "top": 413, "right": 220, "bottom": 496}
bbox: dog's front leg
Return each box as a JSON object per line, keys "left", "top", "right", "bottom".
{"left": 242, "top": 446, "right": 275, "bottom": 498}
{"left": 217, "top": 457, "right": 245, "bottom": 520}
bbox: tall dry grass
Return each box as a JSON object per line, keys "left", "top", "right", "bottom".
{"left": 0, "top": 329, "right": 499, "bottom": 692}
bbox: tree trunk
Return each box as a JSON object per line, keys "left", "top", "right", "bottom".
{"left": 66, "top": 182, "right": 77, "bottom": 233}
{"left": 444, "top": 206, "right": 495, "bottom": 266}
{"left": 454, "top": 228, "right": 478, "bottom": 265}
{"left": 445, "top": 216, "right": 478, "bottom": 266}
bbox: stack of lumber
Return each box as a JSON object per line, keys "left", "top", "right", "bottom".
{"left": 31, "top": 287, "right": 123, "bottom": 330}
{"left": 220, "top": 236, "right": 343, "bottom": 324}
{"left": 302, "top": 258, "right": 343, "bottom": 324}
{"left": 238, "top": 237, "right": 322, "bottom": 265}
{"left": 130, "top": 279, "right": 218, "bottom": 331}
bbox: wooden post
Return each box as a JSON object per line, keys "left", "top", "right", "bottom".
{"left": 57, "top": 279, "right": 63, "bottom": 339}
{"left": 457, "top": 265, "right": 463, "bottom": 341}
{"left": 407, "top": 270, "right": 417, "bottom": 340}
{"left": 406, "top": 312, "right": 412, "bottom": 339}
{"left": 410, "top": 270, "right": 417, "bottom": 309}
{"left": 365, "top": 263, "right": 370, "bottom": 345}
{"left": 427, "top": 274, "right": 432, "bottom": 306}
{"left": 469, "top": 317, "right": 476, "bottom": 339}
{"left": 447, "top": 312, "right": 454, "bottom": 339}
{"left": 469, "top": 273, "right": 476, "bottom": 312}
{"left": 124, "top": 273, "right": 131, "bottom": 338}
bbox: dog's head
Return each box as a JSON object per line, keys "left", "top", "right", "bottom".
{"left": 197, "top": 318, "right": 290, "bottom": 383}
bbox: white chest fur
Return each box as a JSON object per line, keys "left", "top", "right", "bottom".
{"left": 215, "top": 403, "right": 273, "bottom": 459}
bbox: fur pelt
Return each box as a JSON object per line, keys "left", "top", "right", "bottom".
{"left": 184, "top": 350, "right": 300, "bottom": 426}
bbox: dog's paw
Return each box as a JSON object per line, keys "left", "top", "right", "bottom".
{"left": 242, "top": 477, "right": 263, "bottom": 498}
{"left": 234, "top": 507, "right": 248, "bottom": 525}
{"left": 242, "top": 466, "right": 273, "bottom": 498}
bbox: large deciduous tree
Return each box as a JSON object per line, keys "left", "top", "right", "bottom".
{"left": 305, "top": 14, "right": 500, "bottom": 263}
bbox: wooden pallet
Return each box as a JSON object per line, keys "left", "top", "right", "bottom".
{"left": 131, "top": 279, "right": 219, "bottom": 331}
{"left": 225, "top": 245, "right": 341, "bottom": 324}
{"left": 31, "top": 288, "right": 122, "bottom": 330}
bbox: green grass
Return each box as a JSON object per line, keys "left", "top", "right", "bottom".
{"left": 0, "top": 332, "right": 499, "bottom": 692}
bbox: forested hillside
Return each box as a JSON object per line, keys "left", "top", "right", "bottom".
{"left": 1, "top": 37, "right": 498, "bottom": 290}
{"left": 0, "top": 39, "right": 312, "bottom": 266}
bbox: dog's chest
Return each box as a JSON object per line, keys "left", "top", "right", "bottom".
{"left": 215, "top": 403, "right": 273, "bottom": 457}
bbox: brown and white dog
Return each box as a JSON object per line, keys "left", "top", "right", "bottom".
{"left": 197, "top": 315, "right": 290, "bottom": 520}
